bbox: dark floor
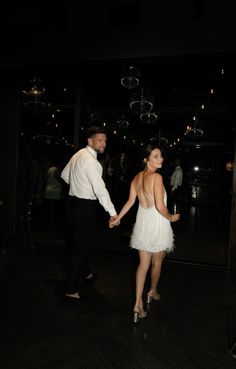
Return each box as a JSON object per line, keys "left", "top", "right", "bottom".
{"left": 1, "top": 219, "right": 236, "bottom": 369}
{"left": 29, "top": 200, "right": 231, "bottom": 266}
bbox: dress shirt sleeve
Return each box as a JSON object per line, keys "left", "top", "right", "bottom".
{"left": 61, "top": 161, "right": 71, "bottom": 184}
{"left": 171, "top": 169, "right": 182, "bottom": 191}
{"left": 86, "top": 160, "right": 117, "bottom": 216}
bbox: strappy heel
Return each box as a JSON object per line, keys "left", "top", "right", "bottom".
{"left": 147, "top": 291, "right": 161, "bottom": 304}
{"left": 133, "top": 306, "right": 147, "bottom": 323}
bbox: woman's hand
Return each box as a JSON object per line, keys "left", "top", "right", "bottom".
{"left": 109, "top": 217, "right": 120, "bottom": 228}
{"left": 170, "top": 213, "right": 180, "bottom": 222}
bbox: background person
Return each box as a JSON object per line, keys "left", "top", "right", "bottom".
{"left": 170, "top": 157, "right": 183, "bottom": 212}
{"left": 43, "top": 156, "right": 64, "bottom": 232}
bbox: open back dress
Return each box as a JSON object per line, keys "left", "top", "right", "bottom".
{"left": 130, "top": 172, "right": 174, "bottom": 253}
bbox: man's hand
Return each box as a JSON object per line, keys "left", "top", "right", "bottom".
{"left": 110, "top": 215, "right": 118, "bottom": 221}
{"left": 109, "top": 215, "right": 120, "bottom": 228}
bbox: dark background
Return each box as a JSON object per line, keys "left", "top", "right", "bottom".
{"left": 0, "top": 0, "right": 235, "bottom": 267}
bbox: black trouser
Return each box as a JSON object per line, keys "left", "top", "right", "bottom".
{"left": 64, "top": 196, "right": 97, "bottom": 294}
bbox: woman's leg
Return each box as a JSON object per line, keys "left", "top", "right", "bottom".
{"left": 134, "top": 250, "right": 152, "bottom": 310}
{"left": 149, "top": 250, "right": 166, "bottom": 295}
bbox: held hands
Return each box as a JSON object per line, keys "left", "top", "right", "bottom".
{"left": 170, "top": 213, "right": 180, "bottom": 222}
{"left": 109, "top": 215, "right": 120, "bottom": 229}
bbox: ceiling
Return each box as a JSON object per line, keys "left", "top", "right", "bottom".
{"left": 79, "top": 55, "right": 234, "bottom": 148}
{"left": 1, "top": 1, "right": 235, "bottom": 154}
{"left": 1, "top": 0, "right": 236, "bottom": 67}
{"left": 17, "top": 53, "right": 235, "bottom": 158}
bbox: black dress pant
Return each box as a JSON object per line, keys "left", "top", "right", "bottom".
{"left": 64, "top": 196, "right": 97, "bottom": 294}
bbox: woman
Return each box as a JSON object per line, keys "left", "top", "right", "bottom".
{"left": 109, "top": 145, "right": 180, "bottom": 322}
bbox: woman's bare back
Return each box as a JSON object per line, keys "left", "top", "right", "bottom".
{"left": 133, "top": 171, "right": 157, "bottom": 208}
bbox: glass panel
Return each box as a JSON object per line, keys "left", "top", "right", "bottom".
{"left": 79, "top": 57, "right": 234, "bottom": 267}
{"left": 17, "top": 72, "right": 75, "bottom": 241}
{"left": 15, "top": 56, "right": 234, "bottom": 268}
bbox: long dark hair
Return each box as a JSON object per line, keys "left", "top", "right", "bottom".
{"left": 143, "top": 144, "right": 161, "bottom": 159}
{"left": 140, "top": 144, "right": 163, "bottom": 172}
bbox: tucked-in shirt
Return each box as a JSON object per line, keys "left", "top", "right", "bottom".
{"left": 170, "top": 166, "right": 183, "bottom": 191}
{"left": 61, "top": 145, "right": 116, "bottom": 216}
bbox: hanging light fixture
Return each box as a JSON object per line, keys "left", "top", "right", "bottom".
{"left": 185, "top": 119, "right": 204, "bottom": 138}
{"left": 121, "top": 66, "right": 140, "bottom": 90}
{"left": 150, "top": 131, "right": 168, "bottom": 144}
{"left": 140, "top": 110, "right": 159, "bottom": 124}
{"left": 22, "top": 77, "right": 48, "bottom": 111}
{"left": 116, "top": 115, "right": 130, "bottom": 128}
{"left": 130, "top": 88, "right": 154, "bottom": 115}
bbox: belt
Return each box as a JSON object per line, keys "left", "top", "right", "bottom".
{"left": 69, "top": 196, "right": 96, "bottom": 203}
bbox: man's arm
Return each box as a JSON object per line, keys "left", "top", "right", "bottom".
{"left": 61, "top": 161, "right": 71, "bottom": 184}
{"left": 86, "top": 161, "right": 117, "bottom": 216}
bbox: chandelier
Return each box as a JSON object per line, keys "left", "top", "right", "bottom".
{"left": 121, "top": 66, "right": 140, "bottom": 90}
{"left": 116, "top": 115, "right": 130, "bottom": 128}
{"left": 150, "top": 131, "right": 168, "bottom": 145}
{"left": 185, "top": 120, "right": 203, "bottom": 138}
{"left": 140, "top": 110, "right": 159, "bottom": 124}
{"left": 130, "top": 88, "right": 154, "bottom": 115}
{"left": 22, "top": 77, "right": 48, "bottom": 111}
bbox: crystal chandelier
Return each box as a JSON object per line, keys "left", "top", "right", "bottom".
{"left": 140, "top": 110, "right": 159, "bottom": 124}
{"left": 130, "top": 88, "right": 154, "bottom": 115}
{"left": 116, "top": 115, "right": 130, "bottom": 128}
{"left": 185, "top": 120, "right": 203, "bottom": 138}
{"left": 121, "top": 66, "right": 140, "bottom": 90}
{"left": 22, "top": 77, "right": 48, "bottom": 111}
{"left": 150, "top": 131, "right": 168, "bottom": 145}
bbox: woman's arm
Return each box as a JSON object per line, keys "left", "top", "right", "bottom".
{"left": 154, "top": 173, "right": 180, "bottom": 222}
{"left": 109, "top": 180, "right": 137, "bottom": 227}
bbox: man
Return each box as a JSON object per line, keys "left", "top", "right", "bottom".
{"left": 61, "top": 126, "right": 117, "bottom": 301}
{"left": 170, "top": 157, "right": 183, "bottom": 212}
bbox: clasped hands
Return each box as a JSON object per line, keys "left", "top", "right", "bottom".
{"left": 109, "top": 215, "right": 120, "bottom": 229}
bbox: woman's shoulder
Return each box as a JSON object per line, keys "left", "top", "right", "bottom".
{"left": 131, "top": 171, "right": 143, "bottom": 186}
{"left": 154, "top": 171, "right": 162, "bottom": 177}
{"left": 153, "top": 172, "right": 163, "bottom": 182}
{"left": 133, "top": 171, "right": 143, "bottom": 180}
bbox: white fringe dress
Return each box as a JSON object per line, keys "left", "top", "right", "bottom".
{"left": 130, "top": 193, "right": 174, "bottom": 253}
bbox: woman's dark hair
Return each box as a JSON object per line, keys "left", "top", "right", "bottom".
{"left": 87, "top": 126, "right": 107, "bottom": 138}
{"left": 142, "top": 144, "right": 162, "bottom": 160}
{"left": 138, "top": 144, "right": 162, "bottom": 170}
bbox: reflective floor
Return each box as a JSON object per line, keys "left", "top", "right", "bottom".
{"left": 1, "top": 224, "right": 236, "bottom": 369}
{"left": 29, "top": 199, "right": 231, "bottom": 267}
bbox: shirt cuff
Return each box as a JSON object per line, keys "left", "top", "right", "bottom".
{"left": 109, "top": 208, "right": 117, "bottom": 217}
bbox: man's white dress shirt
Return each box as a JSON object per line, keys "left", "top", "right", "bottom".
{"left": 61, "top": 145, "right": 116, "bottom": 216}
{"left": 170, "top": 165, "right": 183, "bottom": 191}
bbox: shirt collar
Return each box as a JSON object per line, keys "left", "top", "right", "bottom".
{"left": 86, "top": 145, "right": 97, "bottom": 159}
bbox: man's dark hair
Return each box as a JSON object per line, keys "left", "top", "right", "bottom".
{"left": 87, "top": 126, "right": 107, "bottom": 138}
{"left": 174, "top": 157, "right": 182, "bottom": 166}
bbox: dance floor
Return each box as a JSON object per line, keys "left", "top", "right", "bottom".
{"left": 1, "top": 231, "right": 236, "bottom": 369}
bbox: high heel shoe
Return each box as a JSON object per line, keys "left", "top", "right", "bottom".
{"left": 133, "top": 306, "right": 147, "bottom": 323}
{"left": 147, "top": 291, "right": 161, "bottom": 304}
